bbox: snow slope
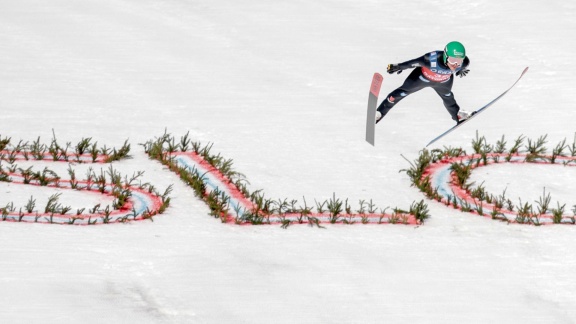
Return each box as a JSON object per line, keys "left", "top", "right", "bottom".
{"left": 1, "top": 0, "right": 576, "bottom": 323}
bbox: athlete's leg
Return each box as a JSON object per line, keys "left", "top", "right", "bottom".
{"left": 432, "top": 77, "right": 460, "bottom": 121}
{"left": 376, "top": 69, "right": 430, "bottom": 123}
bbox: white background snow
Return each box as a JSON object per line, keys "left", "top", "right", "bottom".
{"left": 1, "top": 0, "right": 576, "bottom": 323}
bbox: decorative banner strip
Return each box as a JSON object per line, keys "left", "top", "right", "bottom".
{"left": 424, "top": 153, "right": 576, "bottom": 225}
{"left": 1, "top": 177, "right": 163, "bottom": 225}
{"left": 0, "top": 150, "right": 109, "bottom": 163}
{"left": 0, "top": 136, "right": 168, "bottom": 225}
{"left": 169, "top": 151, "right": 420, "bottom": 225}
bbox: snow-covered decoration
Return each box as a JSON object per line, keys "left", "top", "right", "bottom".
{"left": 143, "top": 132, "right": 424, "bottom": 226}
{"left": 0, "top": 137, "right": 167, "bottom": 224}
{"left": 408, "top": 134, "right": 576, "bottom": 225}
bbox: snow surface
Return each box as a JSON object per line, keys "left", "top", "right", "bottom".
{"left": 1, "top": 0, "right": 576, "bottom": 323}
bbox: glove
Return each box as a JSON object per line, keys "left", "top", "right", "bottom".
{"left": 387, "top": 64, "right": 402, "bottom": 74}
{"left": 456, "top": 68, "right": 469, "bottom": 78}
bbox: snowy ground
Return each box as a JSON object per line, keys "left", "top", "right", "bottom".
{"left": 1, "top": 1, "right": 576, "bottom": 323}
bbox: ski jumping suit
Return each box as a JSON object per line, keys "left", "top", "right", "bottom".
{"left": 377, "top": 51, "right": 470, "bottom": 122}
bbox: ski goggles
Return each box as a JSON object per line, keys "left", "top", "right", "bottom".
{"left": 446, "top": 57, "right": 464, "bottom": 67}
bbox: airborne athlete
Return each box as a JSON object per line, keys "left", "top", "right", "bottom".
{"left": 376, "top": 41, "right": 471, "bottom": 124}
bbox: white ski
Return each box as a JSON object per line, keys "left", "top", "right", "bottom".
{"left": 426, "top": 67, "right": 529, "bottom": 147}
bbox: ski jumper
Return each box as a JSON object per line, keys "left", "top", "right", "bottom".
{"left": 377, "top": 51, "right": 470, "bottom": 122}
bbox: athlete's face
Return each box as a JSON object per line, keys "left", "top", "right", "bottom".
{"left": 446, "top": 57, "right": 464, "bottom": 71}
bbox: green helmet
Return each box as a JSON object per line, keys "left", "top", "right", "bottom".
{"left": 443, "top": 41, "right": 466, "bottom": 63}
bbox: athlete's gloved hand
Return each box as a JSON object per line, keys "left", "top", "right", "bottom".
{"left": 387, "top": 64, "right": 402, "bottom": 74}
{"left": 456, "top": 68, "right": 469, "bottom": 78}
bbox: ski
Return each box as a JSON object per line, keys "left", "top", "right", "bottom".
{"left": 366, "top": 72, "right": 383, "bottom": 146}
{"left": 425, "top": 67, "right": 529, "bottom": 147}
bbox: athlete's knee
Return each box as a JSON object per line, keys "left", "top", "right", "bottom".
{"left": 387, "top": 90, "right": 409, "bottom": 106}
{"left": 385, "top": 94, "right": 398, "bottom": 106}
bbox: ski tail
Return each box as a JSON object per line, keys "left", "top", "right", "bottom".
{"left": 366, "top": 73, "right": 383, "bottom": 146}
